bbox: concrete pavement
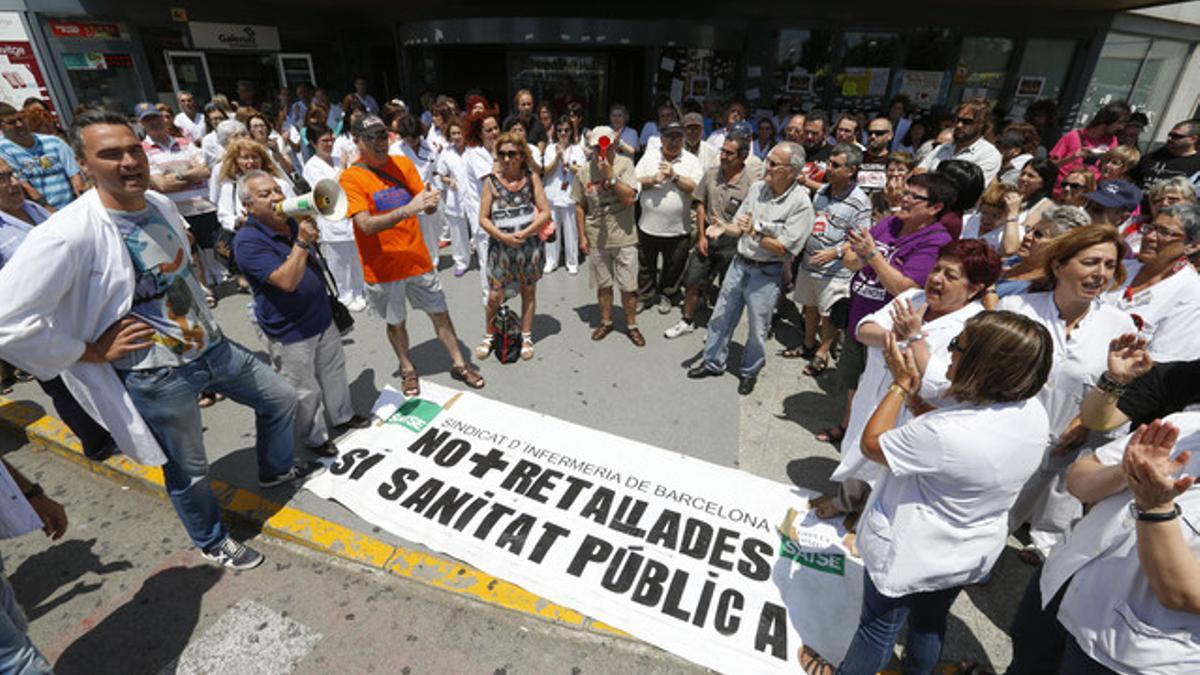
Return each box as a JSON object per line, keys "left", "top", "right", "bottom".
{"left": 0, "top": 257, "right": 1033, "bottom": 670}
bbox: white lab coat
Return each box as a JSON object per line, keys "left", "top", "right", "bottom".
{"left": 0, "top": 188, "right": 181, "bottom": 466}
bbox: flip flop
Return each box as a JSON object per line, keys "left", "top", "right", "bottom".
{"left": 808, "top": 494, "right": 844, "bottom": 519}
{"left": 781, "top": 345, "right": 816, "bottom": 359}
{"left": 401, "top": 370, "right": 420, "bottom": 398}
{"left": 797, "top": 646, "right": 836, "bottom": 675}
{"left": 803, "top": 355, "right": 829, "bottom": 376}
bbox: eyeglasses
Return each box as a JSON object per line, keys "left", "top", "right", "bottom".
{"left": 1139, "top": 223, "right": 1186, "bottom": 240}
{"left": 361, "top": 130, "right": 388, "bottom": 141}
{"left": 556, "top": 128, "right": 571, "bottom": 134}
{"left": 948, "top": 335, "right": 966, "bottom": 354}
{"left": 955, "top": 116, "right": 977, "bottom": 126}
{"left": 867, "top": 130, "right": 890, "bottom": 137}
{"left": 902, "top": 191, "right": 931, "bottom": 203}
{"left": 497, "top": 150, "right": 521, "bottom": 159}
{"left": 1061, "top": 182, "right": 1087, "bottom": 191}
{"left": 1167, "top": 132, "right": 1194, "bottom": 140}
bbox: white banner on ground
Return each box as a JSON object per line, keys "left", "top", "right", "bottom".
{"left": 305, "top": 383, "right": 862, "bottom": 672}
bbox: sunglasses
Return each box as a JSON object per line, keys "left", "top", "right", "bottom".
{"left": 955, "top": 116, "right": 977, "bottom": 126}
{"left": 497, "top": 150, "right": 521, "bottom": 159}
{"left": 949, "top": 335, "right": 966, "bottom": 353}
{"left": 361, "top": 130, "right": 388, "bottom": 141}
{"left": 1061, "top": 182, "right": 1087, "bottom": 191}
{"left": 867, "top": 130, "right": 889, "bottom": 137}
{"left": 1168, "top": 132, "right": 1194, "bottom": 140}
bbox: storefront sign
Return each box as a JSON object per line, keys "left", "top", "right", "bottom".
{"left": 188, "top": 22, "right": 280, "bottom": 51}
{"left": 63, "top": 52, "right": 107, "bottom": 71}
{"left": 306, "top": 383, "right": 865, "bottom": 673}
{"left": 49, "top": 20, "right": 124, "bottom": 40}
{"left": 0, "top": 13, "right": 57, "bottom": 114}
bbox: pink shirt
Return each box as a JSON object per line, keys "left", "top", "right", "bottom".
{"left": 1049, "top": 128, "right": 1117, "bottom": 193}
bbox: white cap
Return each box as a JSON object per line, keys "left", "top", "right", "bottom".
{"left": 587, "top": 125, "right": 616, "bottom": 147}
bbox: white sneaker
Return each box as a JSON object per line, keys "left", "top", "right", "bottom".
{"left": 542, "top": 263, "right": 556, "bottom": 274}
{"left": 346, "top": 298, "right": 367, "bottom": 312}
{"left": 663, "top": 319, "right": 696, "bottom": 339}
{"left": 567, "top": 265, "right": 579, "bottom": 275}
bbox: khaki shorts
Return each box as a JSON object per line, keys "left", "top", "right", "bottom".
{"left": 364, "top": 270, "right": 448, "bottom": 325}
{"left": 793, "top": 273, "right": 851, "bottom": 316}
{"left": 590, "top": 246, "right": 639, "bottom": 292}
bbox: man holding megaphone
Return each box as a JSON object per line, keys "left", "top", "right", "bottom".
{"left": 339, "top": 115, "right": 484, "bottom": 397}
{"left": 233, "top": 171, "right": 370, "bottom": 458}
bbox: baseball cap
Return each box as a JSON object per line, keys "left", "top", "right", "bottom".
{"left": 352, "top": 114, "right": 387, "bottom": 138}
{"left": 1086, "top": 179, "right": 1142, "bottom": 211}
{"left": 660, "top": 121, "right": 685, "bottom": 136}
{"left": 587, "top": 125, "right": 615, "bottom": 147}
{"left": 682, "top": 113, "right": 703, "bottom": 128}
{"left": 134, "top": 102, "right": 160, "bottom": 121}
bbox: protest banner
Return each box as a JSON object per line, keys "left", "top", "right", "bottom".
{"left": 305, "top": 383, "right": 862, "bottom": 673}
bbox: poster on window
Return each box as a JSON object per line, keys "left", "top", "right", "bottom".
{"left": 0, "top": 13, "right": 57, "bottom": 114}
{"left": 898, "top": 70, "right": 944, "bottom": 109}
{"left": 305, "top": 383, "right": 865, "bottom": 673}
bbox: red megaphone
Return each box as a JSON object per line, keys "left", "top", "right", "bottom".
{"left": 597, "top": 136, "right": 611, "bottom": 153}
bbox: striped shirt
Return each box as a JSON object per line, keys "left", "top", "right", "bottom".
{"left": 0, "top": 134, "right": 80, "bottom": 209}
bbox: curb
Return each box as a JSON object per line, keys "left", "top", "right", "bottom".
{"left": 0, "top": 396, "right": 628, "bottom": 641}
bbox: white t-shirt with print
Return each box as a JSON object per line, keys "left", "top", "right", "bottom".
{"left": 634, "top": 147, "right": 703, "bottom": 237}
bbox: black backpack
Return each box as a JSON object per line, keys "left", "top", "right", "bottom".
{"left": 490, "top": 305, "right": 522, "bottom": 364}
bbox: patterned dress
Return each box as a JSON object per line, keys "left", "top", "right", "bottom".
{"left": 485, "top": 172, "right": 544, "bottom": 290}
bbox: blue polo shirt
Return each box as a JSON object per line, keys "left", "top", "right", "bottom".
{"left": 0, "top": 134, "right": 80, "bottom": 209}
{"left": 234, "top": 216, "right": 332, "bottom": 344}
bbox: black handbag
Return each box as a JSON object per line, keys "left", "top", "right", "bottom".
{"left": 304, "top": 243, "right": 355, "bottom": 335}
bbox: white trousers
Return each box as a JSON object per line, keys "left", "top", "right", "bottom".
{"left": 419, "top": 211, "right": 443, "bottom": 271}
{"left": 445, "top": 213, "right": 472, "bottom": 271}
{"left": 266, "top": 322, "right": 354, "bottom": 447}
{"left": 322, "top": 240, "right": 365, "bottom": 304}
{"left": 542, "top": 204, "right": 579, "bottom": 270}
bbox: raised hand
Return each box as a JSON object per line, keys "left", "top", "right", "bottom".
{"left": 1123, "top": 420, "right": 1194, "bottom": 510}
{"left": 1107, "top": 333, "right": 1153, "bottom": 384}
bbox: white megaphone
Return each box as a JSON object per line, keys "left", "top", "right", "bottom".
{"left": 276, "top": 179, "right": 348, "bottom": 220}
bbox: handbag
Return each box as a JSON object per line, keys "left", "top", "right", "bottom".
{"left": 305, "top": 243, "right": 355, "bottom": 335}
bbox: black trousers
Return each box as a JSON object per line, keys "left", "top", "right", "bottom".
{"left": 637, "top": 231, "right": 691, "bottom": 301}
{"left": 38, "top": 376, "right": 117, "bottom": 460}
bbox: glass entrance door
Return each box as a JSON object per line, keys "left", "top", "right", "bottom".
{"left": 165, "top": 51, "right": 214, "bottom": 104}
{"left": 277, "top": 53, "right": 316, "bottom": 89}
{"left": 508, "top": 52, "right": 608, "bottom": 123}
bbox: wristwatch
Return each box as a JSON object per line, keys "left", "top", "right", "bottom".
{"left": 1096, "top": 371, "right": 1128, "bottom": 398}
{"left": 1130, "top": 502, "right": 1181, "bottom": 522}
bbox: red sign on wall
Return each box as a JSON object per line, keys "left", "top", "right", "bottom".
{"left": 49, "top": 20, "right": 123, "bottom": 40}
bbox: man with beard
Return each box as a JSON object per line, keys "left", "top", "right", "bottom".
{"left": 857, "top": 117, "right": 893, "bottom": 195}
{"left": 799, "top": 111, "right": 831, "bottom": 193}
{"left": 917, "top": 98, "right": 1002, "bottom": 185}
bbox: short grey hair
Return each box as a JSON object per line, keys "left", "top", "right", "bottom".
{"left": 1160, "top": 203, "right": 1200, "bottom": 244}
{"left": 830, "top": 143, "right": 863, "bottom": 169}
{"left": 1147, "top": 176, "right": 1198, "bottom": 203}
{"left": 216, "top": 119, "right": 248, "bottom": 147}
{"left": 237, "top": 169, "right": 274, "bottom": 205}
{"left": 1041, "top": 205, "right": 1091, "bottom": 236}
{"left": 776, "top": 141, "right": 806, "bottom": 169}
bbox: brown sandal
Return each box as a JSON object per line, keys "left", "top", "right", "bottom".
{"left": 808, "top": 494, "right": 845, "bottom": 519}
{"left": 591, "top": 323, "right": 614, "bottom": 341}
{"left": 400, "top": 370, "right": 420, "bottom": 397}
{"left": 450, "top": 365, "right": 486, "bottom": 389}
{"left": 797, "top": 646, "right": 836, "bottom": 675}
{"left": 627, "top": 326, "right": 646, "bottom": 347}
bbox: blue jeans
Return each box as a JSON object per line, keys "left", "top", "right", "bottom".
{"left": 702, "top": 257, "right": 782, "bottom": 378}
{"left": 118, "top": 339, "right": 298, "bottom": 551}
{"left": 0, "top": 556, "right": 51, "bottom": 674}
{"left": 837, "top": 573, "right": 962, "bottom": 675}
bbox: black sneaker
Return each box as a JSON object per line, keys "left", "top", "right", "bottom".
{"left": 259, "top": 460, "right": 327, "bottom": 488}
{"left": 686, "top": 364, "right": 722, "bottom": 379}
{"left": 201, "top": 537, "right": 264, "bottom": 570}
{"left": 333, "top": 414, "right": 372, "bottom": 434}
{"left": 737, "top": 375, "right": 757, "bottom": 396}
{"left": 306, "top": 440, "right": 339, "bottom": 458}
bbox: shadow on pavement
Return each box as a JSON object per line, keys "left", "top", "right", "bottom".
{"left": 785, "top": 456, "right": 840, "bottom": 495}
{"left": 779, "top": 390, "right": 844, "bottom": 435}
{"left": 529, "top": 313, "right": 562, "bottom": 343}
{"left": 10, "top": 539, "right": 134, "bottom": 622}
{"left": 349, "top": 368, "right": 381, "bottom": 414}
{"left": 54, "top": 565, "right": 223, "bottom": 675}
{"left": 209, "top": 446, "right": 303, "bottom": 538}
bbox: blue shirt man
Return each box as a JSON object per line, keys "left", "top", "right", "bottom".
{"left": 0, "top": 104, "right": 82, "bottom": 209}
{"left": 234, "top": 216, "right": 332, "bottom": 342}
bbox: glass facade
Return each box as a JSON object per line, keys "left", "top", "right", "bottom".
{"left": 1079, "top": 32, "right": 1191, "bottom": 140}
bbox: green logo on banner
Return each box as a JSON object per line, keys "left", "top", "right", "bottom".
{"left": 778, "top": 535, "right": 845, "bottom": 576}
{"left": 386, "top": 398, "right": 443, "bottom": 433}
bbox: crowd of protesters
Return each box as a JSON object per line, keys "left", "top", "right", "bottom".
{"left": 0, "top": 74, "right": 1197, "bottom": 674}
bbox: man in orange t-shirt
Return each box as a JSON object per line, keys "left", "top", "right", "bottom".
{"left": 339, "top": 115, "right": 484, "bottom": 395}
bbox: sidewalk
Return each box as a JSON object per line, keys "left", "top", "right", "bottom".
{"left": 0, "top": 261, "right": 1026, "bottom": 671}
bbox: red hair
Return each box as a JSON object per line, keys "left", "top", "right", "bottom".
{"left": 938, "top": 239, "right": 1002, "bottom": 289}
{"left": 465, "top": 106, "right": 500, "bottom": 147}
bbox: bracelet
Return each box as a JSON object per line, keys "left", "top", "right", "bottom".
{"left": 1130, "top": 502, "right": 1181, "bottom": 522}
{"left": 1096, "top": 372, "right": 1128, "bottom": 398}
{"left": 22, "top": 483, "right": 43, "bottom": 499}
{"left": 863, "top": 250, "right": 878, "bottom": 262}
{"left": 899, "top": 332, "right": 928, "bottom": 350}
{"left": 887, "top": 382, "right": 911, "bottom": 399}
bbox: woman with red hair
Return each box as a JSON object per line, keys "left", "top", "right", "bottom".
{"left": 811, "top": 239, "right": 1003, "bottom": 532}
{"left": 462, "top": 104, "right": 502, "bottom": 302}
